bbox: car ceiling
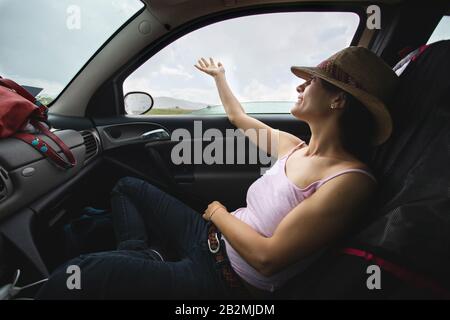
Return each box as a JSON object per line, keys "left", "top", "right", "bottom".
{"left": 147, "top": 0, "right": 403, "bottom": 24}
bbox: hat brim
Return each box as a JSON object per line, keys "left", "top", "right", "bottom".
{"left": 291, "top": 66, "right": 393, "bottom": 146}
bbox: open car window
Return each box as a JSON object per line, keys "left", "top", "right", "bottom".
{"left": 427, "top": 15, "right": 450, "bottom": 44}
{"left": 0, "top": 0, "right": 144, "bottom": 105}
{"left": 123, "top": 11, "right": 360, "bottom": 116}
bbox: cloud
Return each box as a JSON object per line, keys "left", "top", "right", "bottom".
{"left": 111, "top": 0, "right": 143, "bottom": 17}
{"left": 83, "top": 10, "right": 361, "bottom": 109}
{"left": 0, "top": 0, "right": 143, "bottom": 98}
{"left": 2, "top": 3, "right": 359, "bottom": 105}
{"left": 124, "top": 11, "right": 359, "bottom": 107}
{"left": 124, "top": 76, "right": 218, "bottom": 105}
{"left": 158, "top": 64, "right": 194, "bottom": 79}
{"left": 427, "top": 16, "right": 450, "bottom": 44}
{"left": 3, "top": 74, "right": 65, "bottom": 97}
{"left": 240, "top": 79, "right": 299, "bottom": 102}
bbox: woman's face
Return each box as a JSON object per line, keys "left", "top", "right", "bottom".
{"left": 290, "top": 76, "right": 336, "bottom": 120}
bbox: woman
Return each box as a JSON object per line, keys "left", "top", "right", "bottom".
{"left": 37, "top": 46, "right": 398, "bottom": 299}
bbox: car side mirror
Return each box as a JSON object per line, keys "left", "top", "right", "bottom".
{"left": 124, "top": 92, "right": 154, "bottom": 115}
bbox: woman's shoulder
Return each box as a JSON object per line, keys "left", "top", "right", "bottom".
{"left": 313, "top": 152, "right": 375, "bottom": 186}
{"left": 329, "top": 159, "right": 377, "bottom": 189}
{"left": 277, "top": 135, "right": 306, "bottom": 159}
{"left": 326, "top": 155, "right": 373, "bottom": 176}
{"left": 336, "top": 159, "right": 371, "bottom": 172}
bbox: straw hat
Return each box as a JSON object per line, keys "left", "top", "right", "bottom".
{"left": 291, "top": 46, "right": 399, "bottom": 146}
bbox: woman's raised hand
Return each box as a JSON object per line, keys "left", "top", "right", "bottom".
{"left": 194, "top": 57, "right": 225, "bottom": 78}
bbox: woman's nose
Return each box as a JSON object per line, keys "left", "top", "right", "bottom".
{"left": 297, "top": 78, "right": 313, "bottom": 93}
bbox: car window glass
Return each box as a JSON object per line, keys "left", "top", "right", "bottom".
{"left": 427, "top": 15, "right": 450, "bottom": 44}
{"left": 0, "top": 0, "right": 144, "bottom": 105}
{"left": 123, "top": 11, "right": 360, "bottom": 116}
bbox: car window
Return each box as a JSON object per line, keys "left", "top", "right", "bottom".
{"left": 0, "top": 0, "right": 144, "bottom": 105}
{"left": 427, "top": 15, "right": 450, "bottom": 44}
{"left": 123, "top": 11, "right": 360, "bottom": 116}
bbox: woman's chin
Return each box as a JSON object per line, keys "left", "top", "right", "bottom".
{"left": 291, "top": 102, "right": 303, "bottom": 118}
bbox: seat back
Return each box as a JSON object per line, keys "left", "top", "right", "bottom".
{"left": 278, "top": 40, "right": 450, "bottom": 299}
{"left": 363, "top": 40, "right": 450, "bottom": 279}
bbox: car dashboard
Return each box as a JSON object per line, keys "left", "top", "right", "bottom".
{"left": 0, "top": 128, "right": 102, "bottom": 287}
{"left": 0, "top": 129, "right": 101, "bottom": 221}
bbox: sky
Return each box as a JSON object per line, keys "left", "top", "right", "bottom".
{"left": 11, "top": 2, "right": 445, "bottom": 105}
{"left": 427, "top": 15, "right": 450, "bottom": 44}
{"left": 0, "top": 0, "right": 143, "bottom": 97}
{"left": 124, "top": 11, "right": 360, "bottom": 105}
{"left": 1, "top": 2, "right": 449, "bottom": 106}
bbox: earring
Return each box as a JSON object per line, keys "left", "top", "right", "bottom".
{"left": 330, "top": 103, "right": 336, "bottom": 109}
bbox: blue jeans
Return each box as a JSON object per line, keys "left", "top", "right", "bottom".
{"left": 37, "top": 177, "right": 248, "bottom": 299}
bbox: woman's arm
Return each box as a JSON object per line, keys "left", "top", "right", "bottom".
{"left": 205, "top": 172, "right": 376, "bottom": 277}
{"left": 203, "top": 201, "right": 271, "bottom": 274}
{"left": 195, "top": 58, "right": 302, "bottom": 157}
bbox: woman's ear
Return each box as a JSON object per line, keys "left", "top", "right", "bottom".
{"left": 331, "top": 92, "right": 347, "bottom": 109}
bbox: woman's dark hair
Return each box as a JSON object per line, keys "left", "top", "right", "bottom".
{"left": 320, "top": 79, "right": 376, "bottom": 165}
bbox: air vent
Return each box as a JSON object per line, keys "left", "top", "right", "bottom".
{"left": 81, "top": 131, "right": 99, "bottom": 162}
{"left": 0, "top": 166, "right": 10, "bottom": 203}
{"left": 0, "top": 178, "right": 6, "bottom": 202}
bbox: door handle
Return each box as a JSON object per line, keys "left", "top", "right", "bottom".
{"left": 141, "top": 129, "right": 170, "bottom": 142}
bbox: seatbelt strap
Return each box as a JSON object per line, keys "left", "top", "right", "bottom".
{"left": 340, "top": 247, "right": 450, "bottom": 298}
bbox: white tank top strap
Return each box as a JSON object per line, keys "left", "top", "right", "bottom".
{"left": 316, "top": 168, "right": 377, "bottom": 187}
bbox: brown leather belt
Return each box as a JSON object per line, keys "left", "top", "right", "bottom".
{"left": 207, "top": 223, "right": 245, "bottom": 290}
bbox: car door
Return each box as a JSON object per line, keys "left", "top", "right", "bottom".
{"left": 76, "top": 10, "right": 362, "bottom": 213}
{"left": 88, "top": 114, "right": 309, "bottom": 212}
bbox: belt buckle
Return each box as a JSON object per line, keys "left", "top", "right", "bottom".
{"left": 208, "top": 232, "right": 220, "bottom": 254}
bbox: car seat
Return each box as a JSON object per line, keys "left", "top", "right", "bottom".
{"left": 276, "top": 40, "right": 450, "bottom": 299}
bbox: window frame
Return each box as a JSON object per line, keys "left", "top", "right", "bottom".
{"left": 41, "top": 0, "right": 147, "bottom": 106}
{"left": 115, "top": 4, "right": 366, "bottom": 116}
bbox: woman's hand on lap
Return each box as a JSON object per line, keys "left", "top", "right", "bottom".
{"left": 203, "top": 201, "right": 227, "bottom": 221}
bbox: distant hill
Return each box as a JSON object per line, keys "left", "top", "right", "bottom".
{"left": 153, "top": 96, "right": 212, "bottom": 110}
